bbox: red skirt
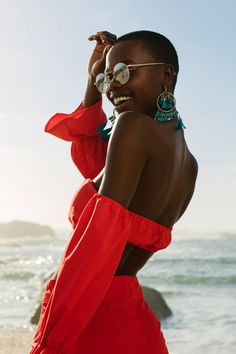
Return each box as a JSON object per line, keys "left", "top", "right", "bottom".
{"left": 72, "top": 275, "right": 169, "bottom": 354}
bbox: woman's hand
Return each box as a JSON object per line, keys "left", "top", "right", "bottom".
{"left": 83, "top": 31, "right": 116, "bottom": 108}
{"left": 87, "top": 31, "right": 117, "bottom": 78}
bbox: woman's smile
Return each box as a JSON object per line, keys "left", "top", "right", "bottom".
{"left": 113, "top": 95, "right": 132, "bottom": 106}
{"left": 108, "top": 91, "right": 134, "bottom": 110}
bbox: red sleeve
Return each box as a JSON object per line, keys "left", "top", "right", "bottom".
{"left": 44, "top": 100, "right": 107, "bottom": 140}
{"left": 30, "top": 193, "right": 131, "bottom": 353}
{"left": 71, "top": 136, "right": 108, "bottom": 179}
{"left": 44, "top": 100, "right": 108, "bottom": 179}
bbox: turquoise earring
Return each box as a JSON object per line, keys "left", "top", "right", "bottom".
{"left": 154, "top": 87, "right": 186, "bottom": 130}
{"left": 97, "top": 109, "right": 117, "bottom": 140}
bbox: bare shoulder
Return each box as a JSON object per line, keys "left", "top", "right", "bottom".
{"left": 114, "top": 110, "right": 155, "bottom": 128}
{"left": 186, "top": 146, "right": 199, "bottom": 179}
{"left": 191, "top": 153, "right": 199, "bottom": 173}
{"left": 111, "top": 111, "right": 154, "bottom": 145}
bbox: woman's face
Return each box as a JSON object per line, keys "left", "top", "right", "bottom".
{"left": 105, "top": 39, "right": 170, "bottom": 116}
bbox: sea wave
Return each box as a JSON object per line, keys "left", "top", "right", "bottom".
{"left": 1, "top": 270, "right": 36, "bottom": 281}
{"left": 156, "top": 274, "right": 236, "bottom": 285}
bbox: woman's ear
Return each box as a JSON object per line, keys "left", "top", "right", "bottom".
{"left": 162, "top": 65, "right": 175, "bottom": 91}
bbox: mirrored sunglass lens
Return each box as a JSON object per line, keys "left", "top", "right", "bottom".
{"left": 114, "top": 63, "right": 129, "bottom": 84}
{"left": 95, "top": 73, "right": 109, "bottom": 93}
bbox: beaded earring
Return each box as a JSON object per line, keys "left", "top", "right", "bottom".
{"left": 97, "top": 109, "right": 117, "bottom": 140}
{"left": 154, "top": 87, "right": 186, "bottom": 130}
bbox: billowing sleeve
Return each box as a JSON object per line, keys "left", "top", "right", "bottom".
{"left": 30, "top": 193, "right": 131, "bottom": 354}
{"left": 44, "top": 100, "right": 109, "bottom": 179}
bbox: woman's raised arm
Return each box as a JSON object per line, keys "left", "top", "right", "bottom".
{"left": 44, "top": 32, "right": 117, "bottom": 179}
{"left": 83, "top": 31, "right": 117, "bottom": 108}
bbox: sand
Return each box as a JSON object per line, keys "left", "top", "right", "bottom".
{"left": 0, "top": 330, "right": 34, "bottom": 354}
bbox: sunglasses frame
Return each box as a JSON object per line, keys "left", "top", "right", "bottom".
{"left": 94, "top": 62, "right": 174, "bottom": 94}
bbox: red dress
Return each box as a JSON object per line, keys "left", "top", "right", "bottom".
{"left": 30, "top": 100, "right": 172, "bottom": 354}
{"left": 44, "top": 99, "right": 108, "bottom": 179}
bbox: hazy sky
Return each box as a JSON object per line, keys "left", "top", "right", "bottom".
{"left": 0, "top": 0, "right": 235, "bottom": 233}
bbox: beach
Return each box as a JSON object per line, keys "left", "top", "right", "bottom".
{"left": 0, "top": 330, "right": 34, "bottom": 354}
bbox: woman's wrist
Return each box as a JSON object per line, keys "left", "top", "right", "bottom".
{"left": 83, "top": 75, "right": 102, "bottom": 108}
{"left": 93, "top": 49, "right": 104, "bottom": 54}
{"left": 88, "top": 72, "right": 96, "bottom": 83}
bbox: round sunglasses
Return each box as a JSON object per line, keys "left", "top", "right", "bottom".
{"left": 94, "top": 62, "right": 169, "bottom": 94}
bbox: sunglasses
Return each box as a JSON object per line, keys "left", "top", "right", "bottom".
{"left": 94, "top": 62, "right": 169, "bottom": 94}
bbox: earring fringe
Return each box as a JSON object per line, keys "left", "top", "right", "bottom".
{"left": 154, "top": 88, "right": 186, "bottom": 130}
{"left": 97, "top": 111, "right": 116, "bottom": 140}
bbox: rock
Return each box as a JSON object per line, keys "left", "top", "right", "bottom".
{"left": 30, "top": 274, "right": 172, "bottom": 325}
{"left": 30, "top": 303, "right": 42, "bottom": 326}
{"left": 141, "top": 286, "right": 172, "bottom": 319}
{"left": 30, "top": 271, "right": 56, "bottom": 325}
{"left": 0, "top": 220, "right": 55, "bottom": 237}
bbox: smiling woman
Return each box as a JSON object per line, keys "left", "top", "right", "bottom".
{"left": 30, "top": 30, "right": 198, "bottom": 353}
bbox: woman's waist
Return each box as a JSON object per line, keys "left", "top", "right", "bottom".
{"left": 98, "top": 274, "right": 143, "bottom": 308}
{"left": 114, "top": 269, "right": 138, "bottom": 276}
{"left": 114, "top": 243, "right": 153, "bottom": 276}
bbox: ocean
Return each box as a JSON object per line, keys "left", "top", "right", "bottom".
{"left": 0, "top": 229, "right": 235, "bottom": 354}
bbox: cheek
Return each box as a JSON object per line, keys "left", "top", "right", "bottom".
{"left": 135, "top": 91, "right": 157, "bottom": 113}
{"left": 136, "top": 79, "right": 161, "bottom": 102}
{"left": 135, "top": 81, "right": 162, "bottom": 112}
{"left": 137, "top": 72, "right": 162, "bottom": 94}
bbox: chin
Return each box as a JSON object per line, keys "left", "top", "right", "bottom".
{"left": 114, "top": 106, "right": 129, "bottom": 114}
{"left": 113, "top": 100, "right": 135, "bottom": 114}
{"left": 114, "top": 106, "right": 151, "bottom": 117}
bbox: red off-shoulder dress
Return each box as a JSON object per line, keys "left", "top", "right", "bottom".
{"left": 30, "top": 100, "right": 171, "bottom": 354}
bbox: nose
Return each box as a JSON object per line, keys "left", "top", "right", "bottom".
{"left": 107, "top": 76, "right": 122, "bottom": 92}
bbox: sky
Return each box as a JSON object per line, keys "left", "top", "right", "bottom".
{"left": 0, "top": 0, "right": 235, "bottom": 234}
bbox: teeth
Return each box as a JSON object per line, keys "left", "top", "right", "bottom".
{"left": 114, "top": 96, "right": 132, "bottom": 105}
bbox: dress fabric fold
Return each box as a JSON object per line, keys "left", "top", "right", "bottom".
{"left": 44, "top": 100, "right": 108, "bottom": 178}
{"left": 31, "top": 193, "right": 130, "bottom": 353}
{"left": 73, "top": 275, "right": 169, "bottom": 354}
{"left": 30, "top": 190, "right": 171, "bottom": 353}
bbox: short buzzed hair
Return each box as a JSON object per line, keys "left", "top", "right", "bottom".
{"left": 116, "top": 30, "right": 179, "bottom": 90}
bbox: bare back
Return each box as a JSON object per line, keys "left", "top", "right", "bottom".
{"left": 94, "top": 116, "right": 198, "bottom": 275}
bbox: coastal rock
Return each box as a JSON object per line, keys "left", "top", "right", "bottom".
{"left": 30, "top": 274, "right": 172, "bottom": 324}
{"left": 141, "top": 286, "right": 172, "bottom": 319}
{"left": 0, "top": 220, "right": 55, "bottom": 237}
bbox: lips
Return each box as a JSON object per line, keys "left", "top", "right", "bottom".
{"left": 113, "top": 96, "right": 132, "bottom": 106}
{"left": 109, "top": 92, "right": 133, "bottom": 106}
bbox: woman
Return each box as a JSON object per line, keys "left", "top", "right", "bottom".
{"left": 30, "top": 30, "right": 198, "bottom": 353}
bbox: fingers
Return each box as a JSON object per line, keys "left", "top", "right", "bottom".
{"left": 95, "top": 45, "right": 111, "bottom": 63}
{"left": 88, "top": 31, "right": 117, "bottom": 40}
{"left": 103, "top": 45, "right": 112, "bottom": 53}
{"left": 96, "top": 31, "right": 117, "bottom": 41}
{"left": 100, "top": 45, "right": 112, "bottom": 59}
{"left": 90, "top": 45, "right": 112, "bottom": 78}
{"left": 88, "top": 31, "right": 117, "bottom": 45}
